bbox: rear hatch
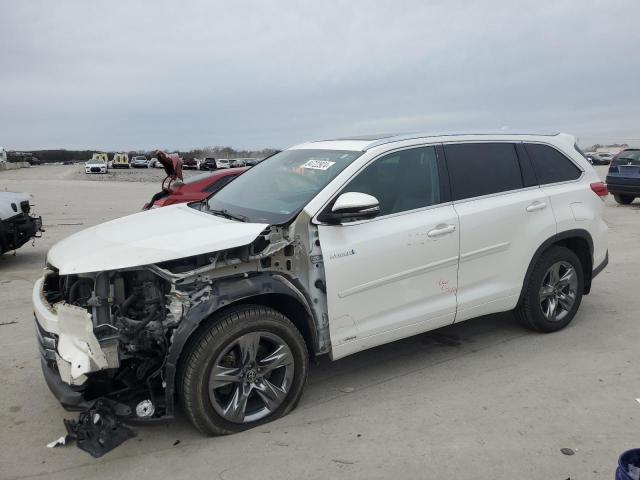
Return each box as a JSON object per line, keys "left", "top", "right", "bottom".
{"left": 607, "top": 149, "right": 640, "bottom": 183}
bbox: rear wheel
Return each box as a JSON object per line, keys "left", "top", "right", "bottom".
{"left": 179, "top": 305, "right": 308, "bottom": 435}
{"left": 516, "top": 246, "right": 584, "bottom": 332}
{"left": 613, "top": 194, "right": 634, "bottom": 205}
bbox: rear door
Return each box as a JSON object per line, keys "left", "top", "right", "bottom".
{"left": 318, "top": 145, "right": 460, "bottom": 359}
{"left": 444, "top": 142, "right": 556, "bottom": 322}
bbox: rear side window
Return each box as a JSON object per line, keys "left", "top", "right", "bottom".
{"left": 524, "top": 143, "right": 581, "bottom": 184}
{"left": 444, "top": 143, "right": 524, "bottom": 201}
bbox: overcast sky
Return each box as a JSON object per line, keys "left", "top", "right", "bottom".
{"left": 1, "top": 0, "right": 639, "bottom": 151}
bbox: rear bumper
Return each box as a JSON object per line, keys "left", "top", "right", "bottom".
{"left": 606, "top": 177, "right": 640, "bottom": 195}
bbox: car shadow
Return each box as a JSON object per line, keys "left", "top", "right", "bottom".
{"left": 133, "top": 311, "right": 529, "bottom": 446}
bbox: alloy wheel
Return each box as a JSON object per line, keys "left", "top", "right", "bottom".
{"left": 539, "top": 261, "right": 578, "bottom": 322}
{"left": 208, "top": 331, "right": 294, "bottom": 424}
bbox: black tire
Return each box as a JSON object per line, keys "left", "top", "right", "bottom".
{"left": 613, "top": 194, "right": 634, "bottom": 205}
{"left": 516, "top": 246, "right": 584, "bottom": 333}
{"left": 179, "top": 305, "right": 308, "bottom": 436}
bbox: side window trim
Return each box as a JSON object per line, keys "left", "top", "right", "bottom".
{"left": 435, "top": 144, "right": 453, "bottom": 203}
{"left": 314, "top": 144, "right": 449, "bottom": 225}
{"left": 515, "top": 142, "right": 538, "bottom": 187}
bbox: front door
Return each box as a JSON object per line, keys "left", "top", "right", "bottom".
{"left": 317, "top": 145, "right": 460, "bottom": 359}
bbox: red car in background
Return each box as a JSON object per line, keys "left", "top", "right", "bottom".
{"left": 143, "top": 152, "right": 247, "bottom": 209}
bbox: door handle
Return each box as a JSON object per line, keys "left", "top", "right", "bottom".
{"left": 526, "top": 201, "right": 547, "bottom": 212}
{"left": 427, "top": 224, "right": 456, "bottom": 238}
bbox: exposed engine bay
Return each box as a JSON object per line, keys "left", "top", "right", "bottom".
{"left": 42, "top": 267, "right": 174, "bottom": 416}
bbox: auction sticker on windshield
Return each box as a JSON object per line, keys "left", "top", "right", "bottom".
{"left": 301, "top": 159, "right": 336, "bottom": 170}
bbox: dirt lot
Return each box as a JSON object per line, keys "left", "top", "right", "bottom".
{"left": 1, "top": 165, "right": 639, "bottom": 480}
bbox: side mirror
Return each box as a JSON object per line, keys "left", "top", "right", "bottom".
{"left": 321, "top": 192, "right": 380, "bottom": 224}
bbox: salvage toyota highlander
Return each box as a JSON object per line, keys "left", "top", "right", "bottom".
{"left": 34, "top": 132, "right": 608, "bottom": 436}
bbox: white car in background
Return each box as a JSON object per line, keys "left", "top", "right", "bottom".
{"left": 215, "top": 158, "right": 231, "bottom": 169}
{"left": 34, "top": 131, "right": 608, "bottom": 437}
{"left": 84, "top": 158, "right": 107, "bottom": 174}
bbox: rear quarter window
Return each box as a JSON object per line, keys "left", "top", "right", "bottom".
{"left": 524, "top": 143, "right": 581, "bottom": 184}
{"left": 444, "top": 143, "right": 524, "bottom": 201}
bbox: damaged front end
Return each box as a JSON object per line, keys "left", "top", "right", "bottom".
{"left": 0, "top": 193, "right": 43, "bottom": 254}
{"left": 33, "top": 221, "right": 327, "bottom": 424}
{"left": 35, "top": 266, "right": 176, "bottom": 418}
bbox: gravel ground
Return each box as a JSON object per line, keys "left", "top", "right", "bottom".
{"left": 1, "top": 165, "right": 639, "bottom": 480}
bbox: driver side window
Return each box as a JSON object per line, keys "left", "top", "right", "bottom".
{"left": 341, "top": 146, "right": 441, "bottom": 217}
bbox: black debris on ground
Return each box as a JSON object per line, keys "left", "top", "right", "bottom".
{"left": 63, "top": 400, "right": 136, "bottom": 458}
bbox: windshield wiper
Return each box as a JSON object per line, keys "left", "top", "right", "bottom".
{"left": 208, "top": 209, "right": 248, "bottom": 222}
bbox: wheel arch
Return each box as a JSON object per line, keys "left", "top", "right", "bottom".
{"left": 162, "top": 273, "right": 319, "bottom": 416}
{"left": 518, "top": 229, "right": 594, "bottom": 306}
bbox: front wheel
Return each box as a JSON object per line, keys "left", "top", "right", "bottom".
{"left": 516, "top": 246, "right": 584, "bottom": 332}
{"left": 179, "top": 306, "right": 309, "bottom": 435}
{"left": 614, "top": 194, "right": 634, "bottom": 205}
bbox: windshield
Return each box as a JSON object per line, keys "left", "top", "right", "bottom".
{"left": 207, "top": 149, "right": 362, "bottom": 224}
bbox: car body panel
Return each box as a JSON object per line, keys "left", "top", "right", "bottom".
{"left": 452, "top": 186, "right": 556, "bottom": 321}
{"left": 47, "top": 204, "right": 268, "bottom": 274}
{"left": 320, "top": 204, "right": 459, "bottom": 359}
{"left": 150, "top": 168, "right": 247, "bottom": 208}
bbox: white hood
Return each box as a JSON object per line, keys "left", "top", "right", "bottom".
{"left": 48, "top": 204, "right": 268, "bottom": 275}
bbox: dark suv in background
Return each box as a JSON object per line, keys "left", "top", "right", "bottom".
{"left": 606, "top": 149, "right": 640, "bottom": 204}
{"left": 200, "top": 157, "right": 218, "bottom": 170}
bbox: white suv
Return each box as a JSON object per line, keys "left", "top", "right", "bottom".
{"left": 34, "top": 132, "right": 608, "bottom": 435}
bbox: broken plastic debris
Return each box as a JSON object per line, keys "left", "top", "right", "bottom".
{"left": 46, "top": 435, "right": 69, "bottom": 448}
{"left": 63, "top": 400, "right": 136, "bottom": 458}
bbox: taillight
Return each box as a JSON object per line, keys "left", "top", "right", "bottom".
{"left": 590, "top": 182, "right": 608, "bottom": 198}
